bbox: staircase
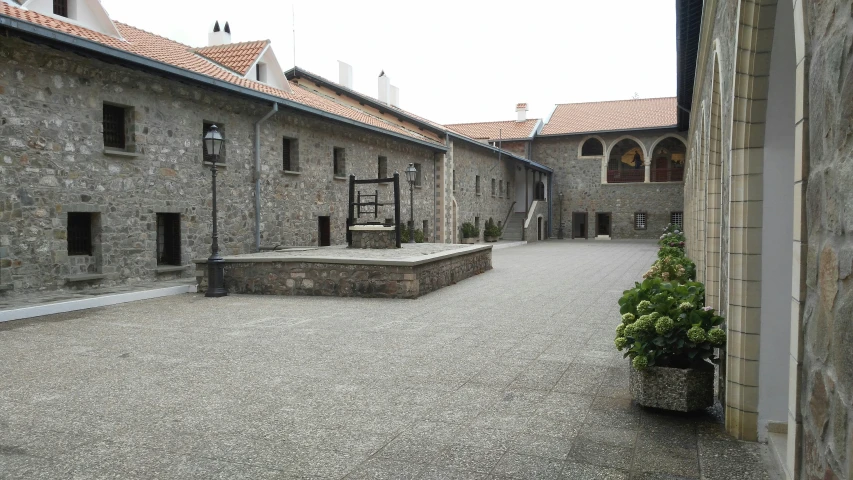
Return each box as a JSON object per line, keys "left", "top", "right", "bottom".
{"left": 501, "top": 212, "right": 526, "bottom": 241}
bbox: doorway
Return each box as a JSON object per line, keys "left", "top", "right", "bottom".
{"left": 571, "top": 212, "right": 587, "bottom": 239}
{"left": 597, "top": 213, "right": 611, "bottom": 236}
{"left": 318, "top": 216, "right": 331, "bottom": 246}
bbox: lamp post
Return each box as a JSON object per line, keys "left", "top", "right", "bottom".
{"left": 405, "top": 163, "right": 417, "bottom": 244}
{"left": 204, "top": 125, "right": 227, "bottom": 297}
{"left": 558, "top": 192, "right": 565, "bottom": 239}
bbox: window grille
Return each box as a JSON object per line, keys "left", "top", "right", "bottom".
{"left": 53, "top": 0, "right": 68, "bottom": 17}
{"left": 67, "top": 213, "right": 93, "bottom": 256}
{"left": 581, "top": 138, "right": 604, "bottom": 156}
{"left": 283, "top": 138, "right": 293, "bottom": 171}
{"left": 414, "top": 163, "right": 422, "bottom": 186}
{"left": 671, "top": 212, "right": 684, "bottom": 229}
{"left": 156, "top": 213, "right": 181, "bottom": 266}
{"left": 333, "top": 147, "right": 346, "bottom": 176}
{"left": 378, "top": 156, "right": 388, "bottom": 179}
{"left": 634, "top": 212, "right": 647, "bottom": 230}
{"left": 103, "top": 104, "right": 126, "bottom": 149}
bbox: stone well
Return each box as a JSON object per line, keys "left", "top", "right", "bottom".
{"left": 349, "top": 225, "right": 396, "bottom": 249}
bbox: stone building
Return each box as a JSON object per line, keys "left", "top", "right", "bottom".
{"left": 448, "top": 99, "right": 688, "bottom": 240}
{"left": 677, "top": 0, "right": 853, "bottom": 477}
{"left": 0, "top": 0, "right": 552, "bottom": 296}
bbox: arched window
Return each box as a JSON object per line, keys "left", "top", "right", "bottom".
{"left": 534, "top": 181, "right": 545, "bottom": 200}
{"left": 607, "top": 139, "right": 645, "bottom": 183}
{"left": 651, "top": 137, "right": 686, "bottom": 182}
{"left": 581, "top": 138, "right": 604, "bottom": 156}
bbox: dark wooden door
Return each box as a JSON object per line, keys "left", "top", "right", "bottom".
{"left": 572, "top": 212, "right": 588, "bottom": 239}
{"left": 597, "top": 213, "right": 611, "bottom": 236}
{"left": 318, "top": 216, "right": 331, "bottom": 246}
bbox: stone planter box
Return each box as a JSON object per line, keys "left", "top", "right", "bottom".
{"left": 461, "top": 237, "right": 477, "bottom": 244}
{"left": 484, "top": 236, "right": 499, "bottom": 242}
{"left": 629, "top": 364, "right": 714, "bottom": 412}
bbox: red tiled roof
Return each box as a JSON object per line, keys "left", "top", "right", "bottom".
{"left": 445, "top": 119, "right": 539, "bottom": 141}
{"left": 0, "top": 4, "right": 444, "bottom": 147}
{"left": 540, "top": 97, "right": 677, "bottom": 136}
{"left": 193, "top": 40, "right": 269, "bottom": 75}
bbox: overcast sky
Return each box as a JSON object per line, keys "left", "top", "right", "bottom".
{"left": 100, "top": 0, "right": 677, "bottom": 125}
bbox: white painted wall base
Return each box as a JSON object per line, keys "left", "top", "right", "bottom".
{"left": 0, "top": 285, "right": 194, "bottom": 323}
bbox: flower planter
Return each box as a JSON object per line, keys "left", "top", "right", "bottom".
{"left": 484, "top": 236, "right": 498, "bottom": 242}
{"left": 461, "top": 237, "right": 477, "bottom": 244}
{"left": 629, "top": 364, "right": 714, "bottom": 412}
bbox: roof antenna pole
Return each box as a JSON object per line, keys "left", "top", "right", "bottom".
{"left": 292, "top": 5, "right": 296, "bottom": 69}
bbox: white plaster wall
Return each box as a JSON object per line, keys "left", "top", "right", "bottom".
{"left": 758, "top": 1, "right": 795, "bottom": 440}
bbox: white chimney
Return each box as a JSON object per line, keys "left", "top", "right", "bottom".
{"left": 338, "top": 61, "right": 353, "bottom": 89}
{"left": 208, "top": 21, "right": 232, "bottom": 46}
{"left": 378, "top": 70, "right": 390, "bottom": 104}
{"left": 516, "top": 103, "right": 528, "bottom": 122}
{"left": 390, "top": 85, "right": 400, "bottom": 108}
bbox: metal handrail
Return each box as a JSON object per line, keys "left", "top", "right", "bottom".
{"left": 501, "top": 201, "right": 517, "bottom": 233}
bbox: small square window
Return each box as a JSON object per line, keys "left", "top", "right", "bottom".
{"left": 378, "top": 156, "right": 388, "bottom": 179}
{"left": 475, "top": 175, "right": 481, "bottom": 195}
{"left": 671, "top": 212, "right": 684, "bottom": 229}
{"left": 103, "top": 104, "right": 128, "bottom": 150}
{"left": 203, "top": 122, "right": 226, "bottom": 164}
{"left": 156, "top": 213, "right": 181, "bottom": 266}
{"left": 414, "top": 163, "right": 422, "bottom": 186}
{"left": 67, "top": 212, "right": 93, "bottom": 256}
{"left": 333, "top": 147, "right": 346, "bottom": 177}
{"left": 634, "top": 212, "right": 648, "bottom": 230}
{"left": 283, "top": 137, "right": 299, "bottom": 171}
{"left": 53, "top": 0, "right": 68, "bottom": 17}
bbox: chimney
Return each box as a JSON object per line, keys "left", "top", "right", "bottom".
{"left": 516, "top": 103, "right": 528, "bottom": 122}
{"left": 390, "top": 85, "right": 400, "bottom": 108}
{"left": 338, "top": 61, "right": 353, "bottom": 89}
{"left": 208, "top": 21, "right": 232, "bottom": 46}
{"left": 378, "top": 70, "right": 390, "bottom": 105}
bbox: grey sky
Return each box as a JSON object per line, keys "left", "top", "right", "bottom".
{"left": 100, "top": 0, "right": 677, "bottom": 125}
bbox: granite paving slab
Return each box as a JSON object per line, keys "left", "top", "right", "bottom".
{"left": 0, "top": 241, "right": 777, "bottom": 479}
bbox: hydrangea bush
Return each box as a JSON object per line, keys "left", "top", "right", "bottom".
{"left": 659, "top": 224, "right": 686, "bottom": 250}
{"left": 615, "top": 277, "right": 726, "bottom": 371}
{"left": 644, "top": 255, "right": 697, "bottom": 283}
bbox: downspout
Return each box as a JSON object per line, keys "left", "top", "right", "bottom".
{"left": 254, "top": 103, "right": 279, "bottom": 251}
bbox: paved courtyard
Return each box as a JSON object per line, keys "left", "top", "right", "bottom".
{"left": 0, "top": 241, "right": 775, "bottom": 479}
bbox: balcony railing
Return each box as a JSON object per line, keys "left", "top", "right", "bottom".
{"left": 606, "top": 169, "right": 645, "bottom": 183}
{"left": 652, "top": 168, "right": 684, "bottom": 182}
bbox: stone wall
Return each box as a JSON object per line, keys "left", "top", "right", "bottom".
{"left": 0, "top": 37, "right": 439, "bottom": 296}
{"left": 533, "top": 132, "right": 685, "bottom": 239}
{"left": 447, "top": 140, "right": 517, "bottom": 242}
{"left": 196, "top": 247, "right": 492, "bottom": 299}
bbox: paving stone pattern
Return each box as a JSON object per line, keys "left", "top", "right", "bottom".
{"left": 0, "top": 241, "right": 774, "bottom": 479}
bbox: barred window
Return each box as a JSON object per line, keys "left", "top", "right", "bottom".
{"left": 283, "top": 137, "right": 299, "bottom": 171}
{"left": 378, "top": 156, "right": 388, "bottom": 179}
{"left": 67, "top": 213, "right": 93, "bottom": 256}
{"left": 53, "top": 0, "right": 68, "bottom": 17}
{"left": 103, "top": 104, "right": 126, "bottom": 149}
{"left": 671, "top": 212, "right": 684, "bottom": 229}
{"left": 156, "top": 213, "right": 181, "bottom": 266}
{"left": 634, "top": 212, "right": 647, "bottom": 230}
{"left": 333, "top": 147, "right": 346, "bottom": 176}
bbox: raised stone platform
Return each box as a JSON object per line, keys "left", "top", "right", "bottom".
{"left": 194, "top": 244, "right": 492, "bottom": 299}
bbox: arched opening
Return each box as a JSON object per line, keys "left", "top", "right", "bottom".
{"left": 580, "top": 137, "right": 604, "bottom": 156}
{"left": 606, "top": 139, "right": 645, "bottom": 183}
{"left": 651, "top": 137, "right": 686, "bottom": 182}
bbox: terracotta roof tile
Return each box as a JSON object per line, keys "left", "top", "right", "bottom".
{"left": 193, "top": 40, "right": 269, "bottom": 75}
{"left": 445, "top": 119, "right": 539, "bottom": 141}
{"left": 540, "top": 97, "right": 677, "bottom": 136}
{"left": 0, "top": 4, "right": 444, "bottom": 147}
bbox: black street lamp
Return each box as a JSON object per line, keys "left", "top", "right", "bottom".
{"left": 204, "top": 125, "right": 227, "bottom": 297}
{"left": 558, "top": 192, "right": 565, "bottom": 239}
{"left": 405, "top": 163, "right": 417, "bottom": 244}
